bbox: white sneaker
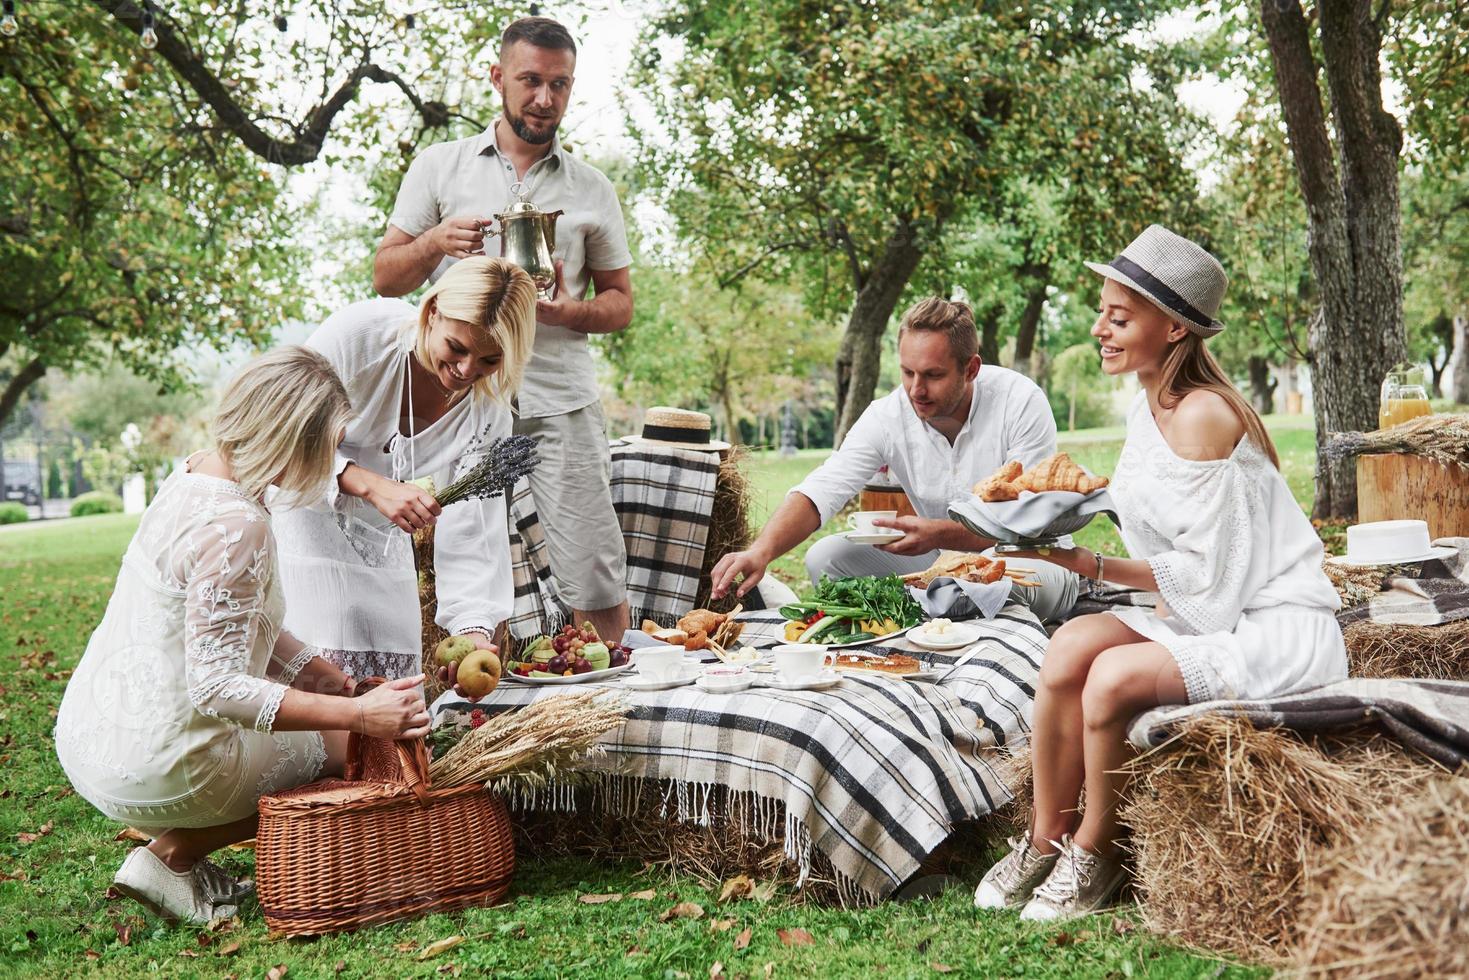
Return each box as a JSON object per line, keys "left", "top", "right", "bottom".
{"left": 974, "top": 831, "right": 1059, "bottom": 910}
{"left": 1019, "top": 836, "right": 1128, "bottom": 922}
{"left": 193, "top": 857, "right": 254, "bottom": 904}
{"left": 112, "top": 848, "right": 237, "bottom": 925}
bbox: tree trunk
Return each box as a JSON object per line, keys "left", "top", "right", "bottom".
{"left": 1248, "top": 355, "right": 1278, "bottom": 415}
{"left": 1260, "top": 0, "right": 1405, "bottom": 520}
{"left": 978, "top": 302, "right": 1003, "bottom": 366}
{"left": 1453, "top": 314, "right": 1469, "bottom": 404}
{"left": 1011, "top": 278, "right": 1049, "bottom": 379}
{"left": 0, "top": 357, "right": 45, "bottom": 434}
{"left": 833, "top": 225, "right": 927, "bottom": 446}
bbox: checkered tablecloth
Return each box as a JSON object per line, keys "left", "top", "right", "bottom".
{"left": 434, "top": 606, "right": 1048, "bottom": 901}
{"left": 506, "top": 440, "right": 721, "bottom": 640}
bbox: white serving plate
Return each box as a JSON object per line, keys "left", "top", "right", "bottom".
{"left": 907, "top": 621, "right": 984, "bottom": 651}
{"left": 623, "top": 665, "right": 702, "bottom": 691}
{"left": 503, "top": 662, "right": 633, "bottom": 685}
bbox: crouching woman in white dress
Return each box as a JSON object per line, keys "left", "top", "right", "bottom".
{"left": 271, "top": 256, "right": 537, "bottom": 682}
{"left": 975, "top": 226, "right": 1346, "bottom": 921}
{"left": 54, "top": 348, "right": 432, "bottom": 925}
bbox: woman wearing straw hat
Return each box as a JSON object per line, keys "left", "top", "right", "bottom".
{"left": 272, "top": 256, "right": 537, "bottom": 684}
{"left": 974, "top": 226, "right": 1346, "bottom": 920}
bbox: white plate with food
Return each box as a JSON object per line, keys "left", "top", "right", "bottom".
{"left": 907, "top": 619, "right": 984, "bottom": 651}
{"left": 503, "top": 663, "right": 633, "bottom": 685}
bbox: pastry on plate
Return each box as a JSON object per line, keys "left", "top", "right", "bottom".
{"left": 974, "top": 452, "right": 1108, "bottom": 500}
{"left": 831, "top": 652, "right": 923, "bottom": 675}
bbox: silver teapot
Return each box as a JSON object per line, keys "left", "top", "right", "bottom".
{"left": 489, "top": 193, "right": 563, "bottom": 300}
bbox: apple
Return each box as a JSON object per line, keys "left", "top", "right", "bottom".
{"left": 457, "top": 649, "right": 502, "bottom": 698}
{"left": 433, "top": 635, "right": 478, "bottom": 667}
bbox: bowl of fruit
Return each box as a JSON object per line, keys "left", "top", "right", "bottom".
{"left": 502, "top": 623, "right": 634, "bottom": 685}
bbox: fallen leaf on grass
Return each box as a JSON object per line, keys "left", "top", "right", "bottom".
{"left": 930, "top": 965, "right": 954, "bottom": 974}
{"left": 579, "top": 893, "right": 623, "bottom": 904}
{"left": 763, "top": 964, "right": 775, "bottom": 978}
{"left": 103, "top": 886, "right": 122, "bottom": 900}
{"left": 751, "top": 880, "right": 778, "bottom": 903}
{"left": 217, "top": 941, "right": 241, "bottom": 957}
{"left": 266, "top": 965, "right": 289, "bottom": 980}
{"left": 709, "top": 919, "right": 736, "bottom": 932}
{"left": 628, "top": 889, "right": 657, "bottom": 900}
{"left": 113, "top": 827, "right": 150, "bottom": 845}
{"left": 1111, "top": 917, "right": 1136, "bottom": 936}
{"left": 393, "top": 941, "right": 418, "bottom": 952}
{"left": 196, "top": 931, "right": 213, "bottom": 947}
{"left": 777, "top": 928, "right": 813, "bottom": 947}
{"left": 417, "top": 936, "right": 466, "bottom": 960}
{"left": 734, "top": 928, "right": 752, "bottom": 951}
{"left": 437, "top": 964, "right": 462, "bottom": 977}
{"left": 710, "top": 962, "right": 726, "bottom": 978}
{"left": 17, "top": 822, "right": 53, "bottom": 845}
{"left": 660, "top": 902, "right": 706, "bottom": 922}
{"left": 114, "top": 922, "right": 132, "bottom": 947}
{"left": 178, "top": 950, "right": 199, "bottom": 958}
{"left": 719, "top": 874, "right": 754, "bottom": 902}
{"left": 334, "top": 961, "right": 347, "bottom": 973}
{"left": 83, "top": 950, "right": 100, "bottom": 961}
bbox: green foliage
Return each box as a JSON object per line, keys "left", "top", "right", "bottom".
{"left": 0, "top": 13, "right": 311, "bottom": 427}
{"left": 69, "top": 490, "right": 123, "bottom": 517}
{"left": 45, "top": 459, "right": 62, "bottom": 499}
{"left": 1048, "top": 343, "right": 1118, "bottom": 431}
{"left": 0, "top": 502, "right": 27, "bottom": 524}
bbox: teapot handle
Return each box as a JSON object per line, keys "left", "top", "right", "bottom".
{"left": 477, "top": 218, "right": 501, "bottom": 239}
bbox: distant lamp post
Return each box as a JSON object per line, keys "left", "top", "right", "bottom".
{"left": 779, "top": 401, "right": 797, "bottom": 458}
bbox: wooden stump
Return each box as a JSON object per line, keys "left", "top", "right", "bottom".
{"left": 1356, "top": 453, "right": 1469, "bottom": 537}
{"left": 859, "top": 482, "right": 916, "bottom": 519}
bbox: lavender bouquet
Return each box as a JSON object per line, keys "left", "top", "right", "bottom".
{"left": 436, "top": 434, "right": 540, "bottom": 506}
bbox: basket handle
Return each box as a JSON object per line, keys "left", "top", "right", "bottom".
{"left": 345, "top": 677, "right": 433, "bottom": 804}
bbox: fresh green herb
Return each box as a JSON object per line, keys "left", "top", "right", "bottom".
{"left": 809, "top": 574, "right": 923, "bottom": 628}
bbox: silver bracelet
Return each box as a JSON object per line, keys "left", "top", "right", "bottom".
{"left": 1093, "top": 551, "right": 1106, "bottom": 582}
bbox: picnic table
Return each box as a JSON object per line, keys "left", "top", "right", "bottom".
{"left": 432, "top": 606, "right": 1048, "bottom": 902}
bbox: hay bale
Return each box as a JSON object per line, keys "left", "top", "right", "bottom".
{"left": 1119, "top": 715, "right": 1445, "bottom": 963}
{"left": 1344, "top": 620, "right": 1469, "bottom": 681}
{"left": 1291, "top": 777, "right": 1469, "bottom": 979}
{"left": 692, "top": 447, "right": 753, "bottom": 616}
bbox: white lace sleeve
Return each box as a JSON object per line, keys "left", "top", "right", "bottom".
{"left": 182, "top": 509, "right": 292, "bottom": 732}
{"left": 1146, "top": 458, "right": 1262, "bottom": 636}
{"left": 268, "top": 630, "right": 322, "bottom": 684}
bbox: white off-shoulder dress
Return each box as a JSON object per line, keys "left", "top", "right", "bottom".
{"left": 54, "top": 465, "right": 327, "bottom": 831}
{"left": 271, "top": 298, "right": 515, "bottom": 681}
{"left": 1105, "top": 393, "right": 1347, "bottom": 704}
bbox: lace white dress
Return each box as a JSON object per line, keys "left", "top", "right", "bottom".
{"left": 271, "top": 298, "right": 515, "bottom": 681}
{"left": 1105, "top": 392, "right": 1347, "bottom": 704}
{"left": 54, "top": 466, "right": 327, "bottom": 831}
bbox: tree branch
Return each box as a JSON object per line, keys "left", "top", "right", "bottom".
{"left": 95, "top": 1, "right": 448, "bottom": 166}
{"left": 0, "top": 357, "right": 47, "bottom": 432}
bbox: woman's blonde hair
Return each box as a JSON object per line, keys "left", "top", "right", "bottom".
{"left": 1128, "top": 284, "right": 1281, "bottom": 469}
{"left": 412, "top": 256, "right": 537, "bottom": 402}
{"left": 212, "top": 346, "right": 353, "bottom": 503}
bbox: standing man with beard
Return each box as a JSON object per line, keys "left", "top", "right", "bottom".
{"left": 374, "top": 16, "right": 634, "bottom": 641}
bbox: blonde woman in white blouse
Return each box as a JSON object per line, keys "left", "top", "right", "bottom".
{"left": 272, "top": 257, "right": 537, "bottom": 682}
{"left": 975, "top": 226, "right": 1346, "bottom": 921}
{"left": 55, "top": 348, "right": 432, "bottom": 925}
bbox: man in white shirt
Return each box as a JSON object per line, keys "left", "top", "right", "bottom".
{"left": 711, "top": 298, "right": 1078, "bottom": 622}
{"left": 372, "top": 17, "right": 635, "bottom": 640}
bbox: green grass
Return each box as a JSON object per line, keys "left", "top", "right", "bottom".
{"left": 744, "top": 414, "right": 1323, "bottom": 583}
{"left": 0, "top": 508, "right": 1262, "bottom": 977}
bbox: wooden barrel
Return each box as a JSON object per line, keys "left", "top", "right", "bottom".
{"left": 859, "top": 482, "right": 916, "bottom": 519}
{"left": 1356, "top": 453, "right": 1469, "bottom": 538}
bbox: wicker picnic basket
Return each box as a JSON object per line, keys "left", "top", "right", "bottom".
{"left": 255, "top": 729, "right": 514, "bottom": 936}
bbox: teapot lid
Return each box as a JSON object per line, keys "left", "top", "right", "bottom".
{"left": 500, "top": 200, "right": 540, "bottom": 214}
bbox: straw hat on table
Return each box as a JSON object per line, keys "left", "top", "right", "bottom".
{"left": 626, "top": 406, "right": 731, "bottom": 453}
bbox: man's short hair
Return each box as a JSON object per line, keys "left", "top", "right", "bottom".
{"left": 501, "top": 16, "right": 577, "bottom": 57}
{"left": 897, "top": 297, "right": 979, "bottom": 365}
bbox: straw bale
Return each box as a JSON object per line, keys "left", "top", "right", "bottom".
{"left": 1290, "top": 776, "right": 1469, "bottom": 979}
{"left": 1119, "top": 715, "right": 1445, "bottom": 963}
{"left": 691, "top": 446, "right": 753, "bottom": 617}
{"left": 1344, "top": 619, "right": 1469, "bottom": 681}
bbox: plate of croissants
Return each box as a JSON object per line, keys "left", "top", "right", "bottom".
{"left": 952, "top": 452, "right": 1118, "bottom": 547}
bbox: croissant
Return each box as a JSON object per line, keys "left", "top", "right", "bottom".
{"left": 961, "top": 557, "right": 1007, "bottom": 585}
{"left": 1010, "top": 452, "right": 1109, "bottom": 494}
{"left": 974, "top": 460, "right": 1024, "bottom": 502}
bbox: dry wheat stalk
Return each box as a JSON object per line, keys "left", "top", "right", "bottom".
{"left": 429, "top": 690, "right": 629, "bottom": 788}
{"left": 1325, "top": 413, "right": 1469, "bottom": 468}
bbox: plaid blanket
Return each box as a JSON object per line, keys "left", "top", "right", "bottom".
{"left": 507, "top": 440, "right": 720, "bottom": 640}
{"left": 1336, "top": 537, "right": 1469, "bottom": 627}
{"left": 435, "top": 606, "right": 1050, "bottom": 901}
{"left": 1127, "top": 677, "right": 1469, "bottom": 770}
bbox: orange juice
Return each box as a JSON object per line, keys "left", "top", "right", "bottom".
{"left": 1378, "top": 397, "right": 1432, "bottom": 429}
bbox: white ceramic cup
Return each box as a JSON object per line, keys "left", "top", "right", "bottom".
{"left": 772, "top": 643, "right": 832, "bottom": 682}
{"left": 634, "top": 645, "right": 686, "bottom": 681}
{"left": 848, "top": 510, "right": 897, "bottom": 534}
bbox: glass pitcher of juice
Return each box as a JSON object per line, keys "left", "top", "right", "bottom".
{"left": 1378, "top": 365, "right": 1432, "bottom": 430}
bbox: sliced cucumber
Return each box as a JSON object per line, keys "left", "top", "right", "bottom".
{"left": 797, "top": 615, "right": 844, "bottom": 643}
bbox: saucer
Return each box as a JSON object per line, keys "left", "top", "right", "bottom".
{"left": 845, "top": 530, "right": 904, "bottom": 546}
{"left": 624, "top": 666, "right": 701, "bottom": 691}
{"left": 907, "top": 622, "right": 982, "bottom": 651}
{"left": 760, "top": 668, "right": 842, "bottom": 691}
